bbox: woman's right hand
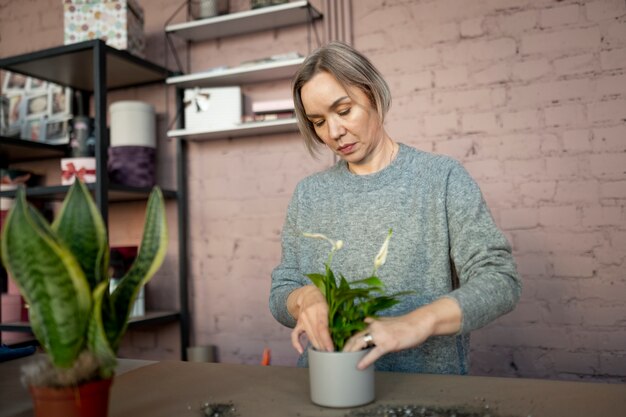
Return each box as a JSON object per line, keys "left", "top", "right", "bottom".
{"left": 288, "top": 285, "right": 334, "bottom": 354}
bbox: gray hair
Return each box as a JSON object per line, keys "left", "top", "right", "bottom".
{"left": 292, "top": 41, "right": 392, "bottom": 156}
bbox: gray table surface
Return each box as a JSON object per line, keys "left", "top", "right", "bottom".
{"left": 1, "top": 355, "right": 625, "bottom": 417}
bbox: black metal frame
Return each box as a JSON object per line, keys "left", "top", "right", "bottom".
{"left": 0, "top": 40, "right": 190, "bottom": 360}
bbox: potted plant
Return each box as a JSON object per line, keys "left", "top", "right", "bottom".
{"left": 0, "top": 179, "right": 167, "bottom": 417}
{"left": 303, "top": 230, "right": 410, "bottom": 408}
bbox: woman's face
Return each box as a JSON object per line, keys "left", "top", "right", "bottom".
{"left": 301, "top": 71, "right": 385, "bottom": 166}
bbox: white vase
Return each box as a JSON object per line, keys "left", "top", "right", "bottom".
{"left": 190, "top": 0, "right": 229, "bottom": 19}
{"left": 308, "top": 347, "right": 375, "bottom": 408}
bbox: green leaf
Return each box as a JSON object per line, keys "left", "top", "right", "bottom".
{"left": 351, "top": 276, "right": 383, "bottom": 288}
{"left": 339, "top": 276, "right": 349, "bottom": 290}
{"left": 327, "top": 267, "right": 337, "bottom": 290}
{"left": 87, "top": 281, "right": 117, "bottom": 378}
{"left": 305, "top": 273, "right": 326, "bottom": 294}
{"left": 52, "top": 180, "right": 109, "bottom": 291}
{"left": 0, "top": 188, "right": 91, "bottom": 368}
{"left": 107, "top": 187, "right": 168, "bottom": 350}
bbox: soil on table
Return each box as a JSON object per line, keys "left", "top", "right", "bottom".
{"left": 200, "top": 401, "right": 238, "bottom": 417}
{"left": 346, "top": 403, "right": 517, "bottom": 417}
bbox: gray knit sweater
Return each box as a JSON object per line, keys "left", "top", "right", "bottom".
{"left": 270, "top": 143, "right": 521, "bottom": 374}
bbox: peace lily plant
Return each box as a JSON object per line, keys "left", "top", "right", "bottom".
{"left": 303, "top": 229, "right": 410, "bottom": 351}
{"left": 0, "top": 180, "right": 167, "bottom": 388}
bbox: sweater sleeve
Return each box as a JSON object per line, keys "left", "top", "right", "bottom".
{"left": 442, "top": 162, "right": 522, "bottom": 334}
{"left": 269, "top": 184, "right": 305, "bottom": 328}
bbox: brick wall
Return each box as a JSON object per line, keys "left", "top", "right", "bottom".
{"left": 1, "top": 0, "right": 624, "bottom": 383}
{"left": 354, "top": 0, "right": 626, "bottom": 382}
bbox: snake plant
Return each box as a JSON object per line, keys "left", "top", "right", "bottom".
{"left": 0, "top": 180, "right": 167, "bottom": 383}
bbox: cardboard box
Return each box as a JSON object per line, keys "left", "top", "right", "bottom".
{"left": 184, "top": 87, "right": 243, "bottom": 132}
{"left": 63, "top": 0, "right": 145, "bottom": 57}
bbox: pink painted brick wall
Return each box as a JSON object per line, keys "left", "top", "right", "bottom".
{"left": 1, "top": 0, "right": 624, "bottom": 383}
{"left": 355, "top": 0, "right": 626, "bottom": 383}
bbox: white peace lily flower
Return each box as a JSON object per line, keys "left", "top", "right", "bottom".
{"left": 302, "top": 232, "right": 328, "bottom": 240}
{"left": 373, "top": 229, "right": 393, "bottom": 271}
{"left": 304, "top": 230, "right": 391, "bottom": 273}
{"left": 303, "top": 232, "right": 343, "bottom": 252}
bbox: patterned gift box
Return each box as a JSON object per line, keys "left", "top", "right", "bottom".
{"left": 63, "top": 0, "right": 145, "bottom": 57}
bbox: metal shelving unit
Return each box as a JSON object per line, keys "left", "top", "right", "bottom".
{"left": 0, "top": 183, "right": 178, "bottom": 202}
{"left": 0, "top": 311, "right": 180, "bottom": 333}
{"left": 0, "top": 40, "right": 190, "bottom": 358}
{"left": 0, "top": 40, "right": 169, "bottom": 91}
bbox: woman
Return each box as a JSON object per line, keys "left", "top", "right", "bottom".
{"left": 269, "top": 41, "right": 521, "bottom": 374}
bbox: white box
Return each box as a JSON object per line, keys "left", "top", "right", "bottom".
{"left": 184, "top": 87, "right": 242, "bottom": 132}
{"left": 61, "top": 157, "right": 96, "bottom": 185}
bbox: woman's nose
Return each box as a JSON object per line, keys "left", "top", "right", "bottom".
{"left": 328, "top": 117, "right": 346, "bottom": 140}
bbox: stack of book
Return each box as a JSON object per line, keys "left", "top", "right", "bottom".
{"left": 243, "top": 98, "right": 295, "bottom": 123}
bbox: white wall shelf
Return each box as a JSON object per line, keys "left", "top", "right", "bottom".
{"left": 166, "top": 57, "right": 304, "bottom": 88}
{"left": 168, "top": 118, "right": 298, "bottom": 141}
{"left": 166, "top": 2, "right": 321, "bottom": 142}
{"left": 166, "top": 0, "right": 322, "bottom": 42}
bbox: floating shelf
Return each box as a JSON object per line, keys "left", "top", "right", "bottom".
{"left": 166, "top": 0, "right": 322, "bottom": 42}
{"left": 168, "top": 118, "right": 299, "bottom": 141}
{"left": 166, "top": 58, "right": 303, "bottom": 88}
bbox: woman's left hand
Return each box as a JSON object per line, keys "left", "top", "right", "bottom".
{"left": 342, "top": 298, "right": 463, "bottom": 370}
{"left": 342, "top": 314, "right": 433, "bottom": 370}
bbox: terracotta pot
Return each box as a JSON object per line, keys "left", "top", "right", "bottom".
{"left": 29, "top": 378, "right": 113, "bottom": 417}
{"left": 308, "top": 347, "right": 375, "bottom": 408}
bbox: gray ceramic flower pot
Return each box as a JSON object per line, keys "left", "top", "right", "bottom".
{"left": 308, "top": 347, "right": 375, "bottom": 408}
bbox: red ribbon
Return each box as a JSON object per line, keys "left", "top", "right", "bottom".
{"left": 62, "top": 162, "right": 96, "bottom": 181}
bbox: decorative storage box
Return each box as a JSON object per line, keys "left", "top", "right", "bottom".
{"left": 108, "top": 146, "right": 155, "bottom": 188}
{"left": 63, "top": 0, "right": 145, "bottom": 57}
{"left": 184, "top": 87, "right": 243, "bottom": 132}
{"left": 61, "top": 157, "right": 97, "bottom": 185}
{"left": 108, "top": 101, "right": 156, "bottom": 188}
{"left": 109, "top": 100, "right": 155, "bottom": 148}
